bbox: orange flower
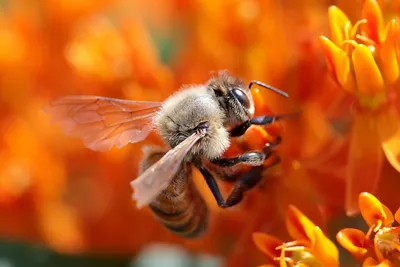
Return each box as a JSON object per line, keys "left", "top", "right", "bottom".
{"left": 0, "top": 0, "right": 189, "bottom": 256}
{"left": 319, "top": 0, "right": 400, "bottom": 215}
{"left": 4, "top": 1, "right": 400, "bottom": 266}
{"left": 253, "top": 205, "right": 339, "bottom": 267}
{"left": 65, "top": 16, "right": 174, "bottom": 96}
{"left": 43, "top": 0, "right": 113, "bottom": 25}
{"left": 337, "top": 192, "right": 400, "bottom": 266}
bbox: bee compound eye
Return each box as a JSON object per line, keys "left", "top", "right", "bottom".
{"left": 231, "top": 88, "right": 250, "bottom": 109}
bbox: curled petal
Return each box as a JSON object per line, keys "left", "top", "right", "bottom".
{"left": 395, "top": 208, "right": 400, "bottom": 224}
{"left": 319, "top": 36, "right": 356, "bottom": 93}
{"left": 337, "top": 228, "right": 369, "bottom": 262}
{"left": 311, "top": 227, "right": 339, "bottom": 267}
{"left": 380, "top": 20, "right": 400, "bottom": 84}
{"left": 382, "top": 129, "right": 400, "bottom": 173}
{"left": 346, "top": 114, "right": 383, "bottom": 215}
{"left": 352, "top": 44, "right": 384, "bottom": 96}
{"left": 363, "top": 257, "right": 392, "bottom": 267}
{"left": 362, "top": 0, "right": 384, "bottom": 44}
{"left": 241, "top": 126, "right": 270, "bottom": 151}
{"left": 377, "top": 105, "right": 400, "bottom": 142}
{"left": 285, "top": 205, "right": 316, "bottom": 244}
{"left": 377, "top": 106, "right": 400, "bottom": 172}
{"left": 328, "top": 6, "right": 351, "bottom": 45}
{"left": 252, "top": 232, "right": 282, "bottom": 260}
{"left": 359, "top": 192, "right": 394, "bottom": 227}
{"left": 251, "top": 88, "right": 273, "bottom": 117}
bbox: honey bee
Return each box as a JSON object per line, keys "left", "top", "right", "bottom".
{"left": 46, "top": 71, "right": 290, "bottom": 238}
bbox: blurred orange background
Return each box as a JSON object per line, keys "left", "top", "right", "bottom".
{"left": 1, "top": 0, "right": 400, "bottom": 266}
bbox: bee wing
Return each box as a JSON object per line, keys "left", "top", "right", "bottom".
{"left": 45, "top": 95, "right": 162, "bottom": 151}
{"left": 131, "top": 130, "right": 206, "bottom": 208}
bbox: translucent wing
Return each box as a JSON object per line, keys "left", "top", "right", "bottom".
{"left": 45, "top": 95, "right": 162, "bottom": 151}
{"left": 131, "top": 129, "right": 207, "bottom": 208}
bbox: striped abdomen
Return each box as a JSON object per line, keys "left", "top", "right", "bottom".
{"left": 139, "top": 147, "right": 209, "bottom": 238}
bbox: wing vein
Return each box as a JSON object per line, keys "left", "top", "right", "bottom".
{"left": 45, "top": 95, "right": 162, "bottom": 151}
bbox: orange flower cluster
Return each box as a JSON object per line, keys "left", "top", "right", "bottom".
{"left": 0, "top": 0, "right": 400, "bottom": 267}
{"left": 320, "top": 0, "right": 400, "bottom": 215}
{"left": 253, "top": 193, "right": 400, "bottom": 266}
{"left": 337, "top": 192, "right": 400, "bottom": 267}
{"left": 253, "top": 205, "right": 339, "bottom": 267}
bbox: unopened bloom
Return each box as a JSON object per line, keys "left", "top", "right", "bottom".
{"left": 319, "top": 0, "right": 400, "bottom": 215}
{"left": 337, "top": 192, "right": 400, "bottom": 266}
{"left": 253, "top": 205, "right": 339, "bottom": 267}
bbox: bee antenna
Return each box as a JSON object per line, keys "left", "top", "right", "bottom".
{"left": 249, "top": 80, "right": 289, "bottom": 98}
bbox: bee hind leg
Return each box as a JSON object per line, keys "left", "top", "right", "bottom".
{"left": 196, "top": 158, "right": 279, "bottom": 208}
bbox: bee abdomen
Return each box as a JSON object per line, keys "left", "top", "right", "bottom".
{"left": 140, "top": 147, "right": 209, "bottom": 238}
{"left": 150, "top": 185, "right": 208, "bottom": 238}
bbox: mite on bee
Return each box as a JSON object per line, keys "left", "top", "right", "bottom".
{"left": 46, "top": 71, "right": 291, "bottom": 238}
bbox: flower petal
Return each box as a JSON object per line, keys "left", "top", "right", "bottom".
{"left": 337, "top": 228, "right": 370, "bottom": 262}
{"left": 319, "top": 36, "right": 356, "bottom": 93}
{"left": 285, "top": 205, "right": 316, "bottom": 244}
{"left": 395, "top": 208, "right": 400, "bottom": 224}
{"left": 361, "top": 0, "right": 384, "bottom": 44}
{"left": 363, "top": 257, "right": 392, "bottom": 267}
{"left": 377, "top": 105, "right": 400, "bottom": 142}
{"left": 251, "top": 87, "right": 273, "bottom": 117}
{"left": 311, "top": 227, "right": 339, "bottom": 267}
{"left": 377, "top": 106, "right": 400, "bottom": 172}
{"left": 352, "top": 44, "right": 384, "bottom": 96}
{"left": 359, "top": 192, "right": 394, "bottom": 227}
{"left": 328, "top": 6, "right": 351, "bottom": 45}
{"left": 252, "top": 232, "right": 283, "bottom": 260}
{"left": 241, "top": 126, "right": 270, "bottom": 151}
{"left": 382, "top": 129, "right": 400, "bottom": 173}
{"left": 380, "top": 20, "right": 400, "bottom": 84}
{"left": 346, "top": 114, "right": 384, "bottom": 215}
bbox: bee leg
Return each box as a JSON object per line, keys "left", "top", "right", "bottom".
{"left": 210, "top": 136, "right": 281, "bottom": 168}
{"left": 229, "top": 113, "right": 299, "bottom": 137}
{"left": 210, "top": 151, "right": 266, "bottom": 167}
{"left": 197, "top": 163, "right": 265, "bottom": 208}
{"left": 205, "top": 136, "right": 281, "bottom": 184}
{"left": 263, "top": 136, "right": 281, "bottom": 155}
{"left": 195, "top": 164, "right": 227, "bottom": 207}
{"left": 197, "top": 153, "right": 280, "bottom": 208}
{"left": 224, "top": 165, "right": 265, "bottom": 207}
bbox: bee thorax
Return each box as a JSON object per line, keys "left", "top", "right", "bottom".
{"left": 154, "top": 86, "right": 230, "bottom": 160}
{"left": 190, "top": 125, "right": 230, "bottom": 160}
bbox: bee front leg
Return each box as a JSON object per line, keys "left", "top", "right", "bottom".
{"left": 228, "top": 115, "right": 278, "bottom": 137}
{"left": 210, "top": 137, "right": 281, "bottom": 168}
{"left": 210, "top": 151, "right": 266, "bottom": 167}
{"left": 229, "top": 113, "right": 298, "bottom": 137}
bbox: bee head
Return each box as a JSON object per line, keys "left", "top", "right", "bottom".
{"left": 207, "top": 70, "right": 288, "bottom": 129}
{"left": 206, "top": 71, "right": 255, "bottom": 128}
